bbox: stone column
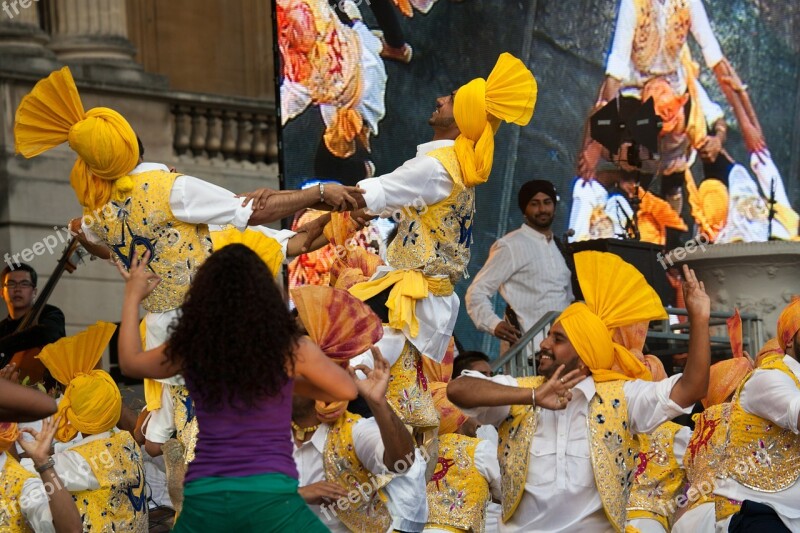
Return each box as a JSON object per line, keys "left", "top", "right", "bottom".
{"left": 0, "top": 0, "right": 59, "bottom": 73}
{"left": 47, "top": 0, "right": 166, "bottom": 86}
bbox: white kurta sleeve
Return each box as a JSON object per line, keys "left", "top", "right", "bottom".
{"left": 357, "top": 156, "right": 453, "bottom": 217}
{"left": 382, "top": 447, "right": 429, "bottom": 533}
{"left": 474, "top": 438, "right": 502, "bottom": 501}
{"left": 605, "top": 0, "right": 636, "bottom": 80}
{"left": 672, "top": 425, "right": 693, "bottom": 465}
{"left": 352, "top": 418, "right": 389, "bottom": 475}
{"left": 456, "top": 371, "right": 516, "bottom": 427}
{"left": 739, "top": 368, "right": 800, "bottom": 433}
{"left": 20, "top": 476, "right": 55, "bottom": 533}
{"left": 52, "top": 449, "right": 100, "bottom": 492}
{"left": 689, "top": 0, "right": 724, "bottom": 69}
{"left": 169, "top": 175, "right": 254, "bottom": 230}
{"left": 465, "top": 240, "right": 517, "bottom": 334}
{"left": 143, "top": 384, "right": 176, "bottom": 444}
{"left": 693, "top": 79, "right": 725, "bottom": 128}
{"left": 624, "top": 374, "right": 693, "bottom": 434}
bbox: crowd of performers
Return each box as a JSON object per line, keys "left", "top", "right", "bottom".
{"left": 2, "top": 2, "right": 800, "bottom": 531}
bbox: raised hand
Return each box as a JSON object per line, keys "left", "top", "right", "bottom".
{"left": 115, "top": 249, "right": 160, "bottom": 302}
{"left": 18, "top": 416, "right": 59, "bottom": 468}
{"left": 532, "top": 365, "right": 585, "bottom": 410}
{"left": 348, "top": 346, "right": 390, "bottom": 405}
{"left": 323, "top": 184, "right": 365, "bottom": 212}
{"left": 0, "top": 362, "right": 20, "bottom": 383}
{"left": 682, "top": 264, "right": 710, "bottom": 322}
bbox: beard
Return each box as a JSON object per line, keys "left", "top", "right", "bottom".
{"left": 539, "top": 351, "right": 582, "bottom": 379}
{"left": 529, "top": 212, "right": 554, "bottom": 230}
{"left": 429, "top": 115, "right": 456, "bottom": 129}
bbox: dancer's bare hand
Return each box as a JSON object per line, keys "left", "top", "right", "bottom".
{"left": 299, "top": 481, "right": 349, "bottom": 505}
{"left": 349, "top": 346, "right": 390, "bottom": 404}
{"left": 0, "top": 362, "right": 20, "bottom": 383}
{"left": 18, "top": 416, "right": 59, "bottom": 468}
{"left": 533, "top": 366, "right": 585, "bottom": 410}
{"left": 323, "top": 184, "right": 364, "bottom": 212}
{"left": 116, "top": 250, "right": 160, "bottom": 302}
{"left": 236, "top": 188, "right": 279, "bottom": 210}
{"left": 682, "top": 264, "right": 710, "bottom": 322}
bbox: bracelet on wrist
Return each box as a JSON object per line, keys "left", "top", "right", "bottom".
{"left": 35, "top": 457, "right": 55, "bottom": 473}
{"left": 319, "top": 182, "right": 325, "bottom": 203}
{"left": 531, "top": 386, "right": 536, "bottom": 407}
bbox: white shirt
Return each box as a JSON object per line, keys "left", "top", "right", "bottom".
{"left": 459, "top": 370, "right": 691, "bottom": 533}
{"left": 466, "top": 224, "right": 573, "bottom": 336}
{"left": 568, "top": 178, "right": 609, "bottom": 243}
{"left": 356, "top": 140, "right": 460, "bottom": 363}
{"left": 714, "top": 355, "right": 800, "bottom": 532}
{"left": 606, "top": 0, "right": 724, "bottom": 96}
{"left": 1, "top": 452, "right": 55, "bottom": 533}
{"left": 292, "top": 418, "right": 428, "bottom": 533}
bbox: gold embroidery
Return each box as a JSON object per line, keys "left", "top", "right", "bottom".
{"left": 386, "top": 146, "right": 474, "bottom": 284}
{"left": 169, "top": 384, "right": 198, "bottom": 464}
{"left": 323, "top": 413, "right": 393, "bottom": 532}
{"left": 386, "top": 340, "right": 439, "bottom": 430}
{"left": 89, "top": 170, "right": 213, "bottom": 313}
{"left": 426, "top": 433, "right": 491, "bottom": 533}
{"left": 0, "top": 455, "right": 35, "bottom": 532}
{"left": 68, "top": 431, "right": 148, "bottom": 532}
{"left": 632, "top": 0, "right": 691, "bottom": 76}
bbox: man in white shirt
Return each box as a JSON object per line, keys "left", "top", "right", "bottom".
{"left": 292, "top": 348, "right": 427, "bottom": 533}
{"left": 466, "top": 179, "right": 573, "bottom": 348}
{"left": 447, "top": 257, "right": 711, "bottom": 533}
{"left": 710, "top": 298, "right": 800, "bottom": 532}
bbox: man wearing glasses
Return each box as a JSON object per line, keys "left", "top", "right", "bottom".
{"left": 0, "top": 263, "right": 66, "bottom": 370}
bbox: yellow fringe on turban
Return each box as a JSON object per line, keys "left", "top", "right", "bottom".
{"left": 210, "top": 227, "right": 284, "bottom": 277}
{"left": 36, "top": 321, "right": 122, "bottom": 442}
{"left": 0, "top": 422, "right": 19, "bottom": 454}
{"left": 556, "top": 252, "right": 667, "bottom": 382}
{"left": 430, "top": 381, "right": 467, "bottom": 435}
{"left": 15, "top": 66, "right": 139, "bottom": 211}
{"left": 453, "top": 53, "right": 537, "bottom": 188}
{"left": 777, "top": 298, "right": 800, "bottom": 354}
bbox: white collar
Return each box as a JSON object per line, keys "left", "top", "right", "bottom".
{"left": 574, "top": 374, "right": 596, "bottom": 401}
{"left": 416, "top": 139, "right": 455, "bottom": 157}
{"left": 520, "top": 223, "right": 554, "bottom": 242}
{"left": 294, "top": 423, "right": 330, "bottom": 455}
{"left": 130, "top": 162, "right": 170, "bottom": 175}
{"left": 783, "top": 355, "right": 800, "bottom": 379}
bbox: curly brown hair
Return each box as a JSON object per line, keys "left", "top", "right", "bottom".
{"left": 165, "top": 243, "right": 299, "bottom": 410}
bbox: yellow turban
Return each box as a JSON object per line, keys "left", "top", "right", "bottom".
{"left": 755, "top": 337, "right": 783, "bottom": 367}
{"left": 777, "top": 298, "right": 800, "bottom": 354}
{"left": 556, "top": 252, "right": 667, "bottom": 382}
{"left": 453, "top": 53, "right": 537, "bottom": 188}
{"left": 702, "top": 357, "right": 752, "bottom": 408}
{"left": 0, "top": 422, "right": 19, "bottom": 454}
{"left": 430, "top": 381, "right": 467, "bottom": 434}
{"left": 15, "top": 66, "right": 138, "bottom": 210}
{"left": 36, "top": 322, "right": 122, "bottom": 442}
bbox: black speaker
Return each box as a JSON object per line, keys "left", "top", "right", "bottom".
{"left": 567, "top": 239, "right": 672, "bottom": 307}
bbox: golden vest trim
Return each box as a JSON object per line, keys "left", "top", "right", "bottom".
{"left": 426, "top": 433, "right": 491, "bottom": 533}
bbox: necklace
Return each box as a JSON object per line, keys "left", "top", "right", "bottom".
{"left": 291, "top": 420, "right": 320, "bottom": 441}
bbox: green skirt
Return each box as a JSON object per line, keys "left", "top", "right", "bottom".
{"left": 172, "top": 473, "right": 329, "bottom": 532}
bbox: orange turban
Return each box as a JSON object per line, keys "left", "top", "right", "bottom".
{"left": 702, "top": 357, "right": 753, "bottom": 408}
{"left": 15, "top": 67, "right": 139, "bottom": 210}
{"left": 315, "top": 400, "right": 349, "bottom": 423}
{"left": 453, "top": 53, "right": 537, "bottom": 187}
{"left": 612, "top": 322, "right": 668, "bottom": 381}
{"left": 37, "top": 322, "right": 122, "bottom": 442}
{"left": 430, "top": 381, "right": 467, "bottom": 434}
{"left": 556, "top": 252, "right": 667, "bottom": 382}
{"left": 777, "top": 298, "right": 800, "bottom": 354}
{"left": 755, "top": 337, "right": 783, "bottom": 367}
{"left": 0, "top": 422, "right": 19, "bottom": 454}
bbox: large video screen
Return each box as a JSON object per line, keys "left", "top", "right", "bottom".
{"left": 276, "top": 0, "right": 799, "bottom": 357}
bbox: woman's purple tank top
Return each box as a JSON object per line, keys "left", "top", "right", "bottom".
{"left": 183, "top": 377, "right": 298, "bottom": 483}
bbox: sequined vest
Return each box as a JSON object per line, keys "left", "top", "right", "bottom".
{"left": 682, "top": 403, "right": 740, "bottom": 520}
{"left": 720, "top": 355, "right": 800, "bottom": 493}
{"left": 632, "top": 0, "right": 691, "bottom": 75}
{"left": 498, "top": 378, "right": 637, "bottom": 532}
{"left": 426, "top": 433, "right": 490, "bottom": 533}
{"left": 88, "top": 170, "right": 213, "bottom": 313}
{"left": 627, "top": 421, "right": 686, "bottom": 530}
{"left": 169, "top": 384, "right": 198, "bottom": 464}
{"left": 386, "top": 146, "right": 474, "bottom": 284}
{"left": 323, "top": 413, "right": 393, "bottom": 532}
{"left": 68, "top": 430, "right": 148, "bottom": 532}
{"left": 0, "top": 455, "right": 35, "bottom": 532}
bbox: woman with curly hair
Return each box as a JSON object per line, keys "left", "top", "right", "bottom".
{"left": 117, "top": 244, "right": 357, "bottom": 531}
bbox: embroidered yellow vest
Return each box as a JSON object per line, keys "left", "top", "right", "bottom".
{"left": 498, "top": 378, "right": 637, "bottom": 532}
{"left": 87, "top": 170, "right": 213, "bottom": 313}
{"left": 426, "top": 433, "right": 490, "bottom": 533}
{"left": 68, "top": 430, "right": 148, "bottom": 532}
{"left": 0, "top": 455, "right": 36, "bottom": 532}
{"left": 169, "top": 384, "right": 198, "bottom": 464}
{"left": 720, "top": 355, "right": 800, "bottom": 495}
{"left": 386, "top": 340, "right": 439, "bottom": 431}
{"left": 627, "top": 421, "right": 686, "bottom": 530}
{"left": 682, "top": 403, "right": 740, "bottom": 520}
{"left": 386, "top": 146, "right": 474, "bottom": 284}
{"left": 632, "top": 0, "right": 691, "bottom": 75}
{"left": 323, "top": 412, "right": 394, "bottom": 532}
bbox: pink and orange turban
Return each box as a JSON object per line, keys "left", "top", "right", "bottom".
{"left": 15, "top": 67, "right": 139, "bottom": 210}
{"left": 777, "top": 298, "right": 800, "bottom": 355}
{"left": 0, "top": 422, "right": 19, "bottom": 454}
{"left": 453, "top": 53, "right": 537, "bottom": 188}
{"left": 430, "top": 381, "right": 467, "bottom": 435}
{"left": 755, "top": 337, "right": 783, "bottom": 368}
{"left": 556, "top": 252, "right": 667, "bottom": 382}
